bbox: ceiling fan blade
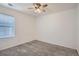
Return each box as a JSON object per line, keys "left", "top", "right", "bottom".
{"left": 36, "top": 3, "right": 41, "bottom": 6}
{"left": 33, "top": 3, "right": 41, "bottom": 8}
{"left": 43, "top": 4, "right": 48, "bottom": 7}
{"left": 28, "top": 8, "right": 33, "bottom": 9}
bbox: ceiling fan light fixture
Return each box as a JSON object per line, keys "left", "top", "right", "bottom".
{"left": 34, "top": 9, "right": 42, "bottom": 13}
{"left": 28, "top": 3, "right": 48, "bottom": 14}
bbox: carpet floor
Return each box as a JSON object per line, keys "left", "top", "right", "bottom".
{"left": 0, "top": 40, "right": 78, "bottom": 56}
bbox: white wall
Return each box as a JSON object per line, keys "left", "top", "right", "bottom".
{"left": 36, "top": 9, "right": 77, "bottom": 49}
{"left": 77, "top": 4, "right": 79, "bottom": 54}
{"left": 0, "top": 6, "right": 36, "bottom": 50}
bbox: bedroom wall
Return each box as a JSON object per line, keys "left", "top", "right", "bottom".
{"left": 0, "top": 6, "right": 36, "bottom": 50}
{"left": 36, "top": 9, "right": 77, "bottom": 49}
{"left": 77, "top": 4, "right": 79, "bottom": 54}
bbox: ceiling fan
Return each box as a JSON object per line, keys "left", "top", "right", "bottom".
{"left": 28, "top": 3, "right": 48, "bottom": 13}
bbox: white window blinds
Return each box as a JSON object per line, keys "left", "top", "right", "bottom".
{"left": 0, "top": 13, "right": 15, "bottom": 38}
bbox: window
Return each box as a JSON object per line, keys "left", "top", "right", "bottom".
{"left": 0, "top": 13, "right": 15, "bottom": 38}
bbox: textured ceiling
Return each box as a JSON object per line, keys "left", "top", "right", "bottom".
{"left": 0, "top": 3, "right": 77, "bottom": 16}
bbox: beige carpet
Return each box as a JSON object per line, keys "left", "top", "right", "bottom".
{"left": 0, "top": 40, "right": 78, "bottom": 56}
